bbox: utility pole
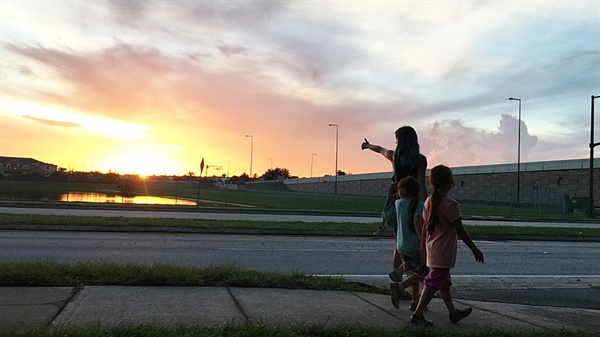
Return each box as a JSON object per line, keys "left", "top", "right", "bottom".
{"left": 590, "top": 95, "right": 599, "bottom": 218}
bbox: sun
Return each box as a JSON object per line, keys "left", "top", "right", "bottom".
{"left": 119, "top": 148, "right": 180, "bottom": 176}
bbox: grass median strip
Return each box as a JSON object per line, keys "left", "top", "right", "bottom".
{"left": 0, "top": 261, "right": 385, "bottom": 294}
{"left": 2, "top": 213, "right": 600, "bottom": 238}
{"left": 0, "top": 213, "right": 374, "bottom": 232}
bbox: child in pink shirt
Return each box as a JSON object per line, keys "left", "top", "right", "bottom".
{"left": 410, "top": 165, "right": 484, "bottom": 327}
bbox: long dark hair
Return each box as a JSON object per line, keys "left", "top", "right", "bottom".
{"left": 393, "top": 126, "right": 421, "bottom": 180}
{"left": 398, "top": 176, "right": 420, "bottom": 233}
{"left": 426, "top": 165, "right": 455, "bottom": 235}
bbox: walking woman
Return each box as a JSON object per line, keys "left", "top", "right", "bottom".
{"left": 362, "top": 126, "right": 428, "bottom": 281}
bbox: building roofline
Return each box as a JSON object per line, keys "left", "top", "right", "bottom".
{"left": 284, "top": 158, "right": 600, "bottom": 185}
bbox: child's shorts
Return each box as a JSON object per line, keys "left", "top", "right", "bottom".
{"left": 424, "top": 268, "right": 452, "bottom": 292}
{"left": 399, "top": 250, "right": 429, "bottom": 281}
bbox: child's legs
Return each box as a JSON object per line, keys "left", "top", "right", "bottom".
{"left": 440, "top": 289, "right": 457, "bottom": 315}
{"left": 415, "top": 268, "right": 452, "bottom": 316}
{"left": 393, "top": 252, "right": 404, "bottom": 273}
{"left": 431, "top": 269, "right": 455, "bottom": 314}
{"left": 410, "top": 284, "right": 419, "bottom": 303}
{"left": 392, "top": 234, "right": 404, "bottom": 272}
{"left": 399, "top": 250, "right": 429, "bottom": 302}
{"left": 414, "top": 288, "right": 434, "bottom": 316}
{"left": 401, "top": 273, "right": 420, "bottom": 288}
{"left": 399, "top": 273, "right": 420, "bottom": 302}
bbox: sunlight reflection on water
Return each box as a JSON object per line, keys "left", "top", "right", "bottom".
{"left": 60, "top": 192, "right": 196, "bottom": 205}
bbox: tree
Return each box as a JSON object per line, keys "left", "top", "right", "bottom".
{"left": 231, "top": 173, "right": 250, "bottom": 184}
{"left": 337, "top": 170, "right": 347, "bottom": 176}
{"left": 260, "top": 167, "right": 291, "bottom": 180}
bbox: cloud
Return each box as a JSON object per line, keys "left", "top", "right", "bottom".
{"left": 23, "top": 115, "right": 81, "bottom": 128}
{"left": 1, "top": 1, "right": 597, "bottom": 176}
{"left": 217, "top": 44, "right": 250, "bottom": 57}
{"left": 5, "top": 43, "right": 188, "bottom": 120}
{"left": 424, "top": 114, "right": 538, "bottom": 167}
{"left": 16, "top": 64, "right": 35, "bottom": 77}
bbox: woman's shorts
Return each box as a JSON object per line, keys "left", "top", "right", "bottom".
{"left": 424, "top": 268, "right": 452, "bottom": 292}
{"left": 399, "top": 250, "right": 429, "bottom": 280}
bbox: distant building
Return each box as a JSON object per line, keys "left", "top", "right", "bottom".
{"left": 0, "top": 156, "right": 57, "bottom": 177}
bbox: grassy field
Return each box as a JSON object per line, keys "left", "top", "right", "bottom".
{"left": 2, "top": 179, "right": 600, "bottom": 239}
{"left": 1, "top": 180, "right": 384, "bottom": 214}
{"left": 2, "top": 180, "right": 597, "bottom": 221}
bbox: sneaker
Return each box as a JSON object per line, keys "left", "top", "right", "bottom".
{"left": 410, "top": 313, "right": 434, "bottom": 327}
{"left": 388, "top": 271, "right": 402, "bottom": 283}
{"left": 449, "top": 307, "right": 473, "bottom": 324}
{"left": 390, "top": 282, "right": 400, "bottom": 309}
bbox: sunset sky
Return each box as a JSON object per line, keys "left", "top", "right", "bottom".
{"left": 1, "top": 1, "right": 599, "bottom": 178}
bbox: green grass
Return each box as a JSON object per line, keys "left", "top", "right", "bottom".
{"left": 1, "top": 262, "right": 597, "bottom": 337}
{"left": 144, "top": 181, "right": 382, "bottom": 213}
{"left": 0, "top": 262, "right": 384, "bottom": 294}
{"left": 0, "top": 180, "right": 384, "bottom": 214}
{"left": 2, "top": 323, "right": 597, "bottom": 337}
{"left": 4, "top": 180, "right": 599, "bottom": 221}
{"left": 465, "top": 225, "right": 600, "bottom": 238}
{"left": 2, "top": 213, "right": 600, "bottom": 238}
{"left": 0, "top": 213, "right": 377, "bottom": 232}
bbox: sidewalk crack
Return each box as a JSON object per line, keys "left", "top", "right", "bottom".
{"left": 227, "top": 287, "right": 249, "bottom": 321}
{"left": 350, "top": 292, "right": 407, "bottom": 323}
{"left": 49, "top": 287, "right": 80, "bottom": 326}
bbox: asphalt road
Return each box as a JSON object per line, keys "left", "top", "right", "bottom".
{"left": 2, "top": 230, "right": 599, "bottom": 309}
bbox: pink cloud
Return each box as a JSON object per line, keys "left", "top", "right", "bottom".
{"left": 423, "top": 114, "right": 538, "bottom": 167}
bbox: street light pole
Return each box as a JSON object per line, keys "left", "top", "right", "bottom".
{"left": 509, "top": 97, "right": 522, "bottom": 206}
{"left": 328, "top": 124, "right": 338, "bottom": 195}
{"left": 590, "top": 95, "right": 600, "bottom": 218}
{"left": 245, "top": 135, "right": 253, "bottom": 180}
{"left": 311, "top": 153, "right": 317, "bottom": 178}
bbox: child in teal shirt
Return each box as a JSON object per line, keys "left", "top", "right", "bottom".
{"left": 390, "top": 176, "right": 429, "bottom": 310}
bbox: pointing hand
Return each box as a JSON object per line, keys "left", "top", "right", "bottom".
{"left": 361, "top": 138, "right": 370, "bottom": 150}
{"left": 473, "top": 248, "right": 484, "bottom": 263}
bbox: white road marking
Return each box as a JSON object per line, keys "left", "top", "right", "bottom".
{"left": 317, "top": 274, "right": 600, "bottom": 278}
{"left": 213, "top": 248, "right": 378, "bottom": 252}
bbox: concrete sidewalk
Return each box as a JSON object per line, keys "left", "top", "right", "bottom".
{"left": 2, "top": 286, "right": 599, "bottom": 333}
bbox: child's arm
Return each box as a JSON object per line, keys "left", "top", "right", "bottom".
{"left": 419, "top": 217, "right": 428, "bottom": 254}
{"left": 453, "top": 218, "right": 484, "bottom": 263}
{"left": 415, "top": 216, "right": 426, "bottom": 254}
{"left": 414, "top": 216, "right": 424, "bottom": 239}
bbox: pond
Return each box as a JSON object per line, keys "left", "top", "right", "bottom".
{"left": 0, "top": 190, "right": 196, "bottom": 206}
{"left": 60, "top": 192, "right": 197, "bottom": 205}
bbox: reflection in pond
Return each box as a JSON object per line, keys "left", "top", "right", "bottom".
{"left": 60, "top": 192, "right": 196, "bottom": 206}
